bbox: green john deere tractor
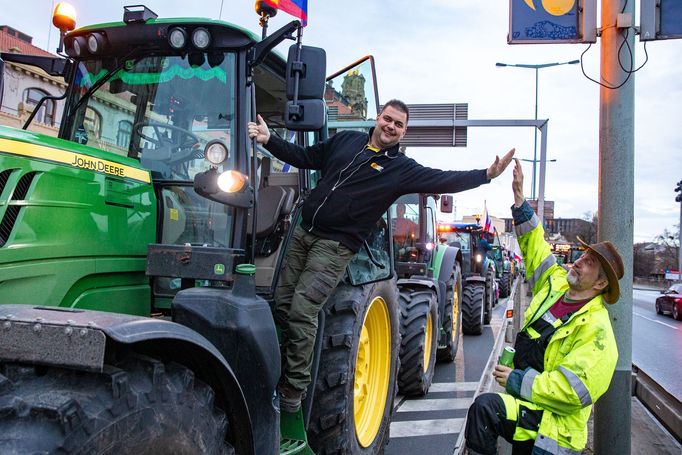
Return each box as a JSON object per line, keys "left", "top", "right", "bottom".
{"left": 436, "top": 222, "right": 497, "bottom": 335}
{"left": 0, "top": 4, "right": 403, "bottom": 454}
{"left": 389, "top": 193, "right": 463, "bottom": 396}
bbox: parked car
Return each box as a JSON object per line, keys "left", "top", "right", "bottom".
{"left": 655, "top": 283, "right": 682, "bottom": 320}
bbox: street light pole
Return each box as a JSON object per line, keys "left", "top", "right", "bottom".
{"left": 496, "top": 60, "right": 579, "bottom": 200}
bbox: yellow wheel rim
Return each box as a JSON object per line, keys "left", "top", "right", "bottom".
{"left": 354, "top": 296, "right": 391, "bottom": 448}
{"left": 451, "top": 283, "right": 460, "bottom": 342}
{"left": 423, "top": 311, "right": 433, "bottom": 372}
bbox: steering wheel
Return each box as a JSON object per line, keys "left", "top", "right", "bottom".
{"left": 135, "top": 122, "right": 202, "bottom": 161}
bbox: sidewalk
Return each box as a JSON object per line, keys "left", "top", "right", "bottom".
{"left": 583, "top": 397, "right": 681, "bottom": 454}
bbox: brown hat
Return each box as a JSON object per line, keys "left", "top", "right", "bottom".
{"left": 576, "top": 236, "right": 625, "bottom": 304}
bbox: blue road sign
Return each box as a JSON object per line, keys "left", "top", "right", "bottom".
{"left": 509, "top": 0, "right": 580, "bottom": 44}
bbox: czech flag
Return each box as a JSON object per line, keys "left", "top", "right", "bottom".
{"left": 483, "top": 201, "right": 495, "bottom": 235}
{"left": 264, "top": 0, "right": 308, "bottom": 26}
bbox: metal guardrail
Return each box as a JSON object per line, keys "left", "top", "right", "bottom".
{"left": 632, "top": 364, "right": 682, "bottom": 443}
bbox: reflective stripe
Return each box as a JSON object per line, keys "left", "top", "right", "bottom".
{"left": 529, "top": 255, "right": 557, "bottom": 289}
{"left": 558, "top": 365, "right": 593, "bottom": 407}
{"left": 541, "top": 310, "right": 557, "bottom": 324}
{"left": 515, "top": 213, "right": 539, "bottom": 236}
{"left": 498, "top": 392, "right": 518, "bottom": 421}
{"left": 535, "top": 433, "right": 583, "bottom": 454}
{"left": 520, "top": 368, "right": 539, "bottom": 400}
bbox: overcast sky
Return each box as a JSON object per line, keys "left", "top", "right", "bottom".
{"left": 3, "top": 0, "right": 681, "bottom": 242}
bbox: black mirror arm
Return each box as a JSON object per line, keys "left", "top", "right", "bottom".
{"left": 0, "top": 53, "right": 70, "bottom": 76}
{"left": 23, "top": 91, "right": 68, "bottom": 130}
{"left": 250, "top": 20, "right": 300, "bottom": 68}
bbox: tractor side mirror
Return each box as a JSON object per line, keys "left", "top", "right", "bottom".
{"left": 286, "top": 45, "right": 326, "bottom": 100}
{"left": 285, "top": 45, "right": 326, "bottom": 131}
{"left": 440, "top": 195, "right": 453, "bottom": 213}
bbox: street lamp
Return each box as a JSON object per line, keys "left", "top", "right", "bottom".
{"left": 496, "top": 60, "right": 579, "bottom": 200}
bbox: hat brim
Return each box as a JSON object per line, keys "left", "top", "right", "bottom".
{"left": 576, "top": 236, "right": 620, "bottom": 304}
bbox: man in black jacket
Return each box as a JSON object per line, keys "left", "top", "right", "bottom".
{"left": 248, "top": 99, "right": 514, "bottom": 412}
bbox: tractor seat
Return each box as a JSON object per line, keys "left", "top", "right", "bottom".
{"left": 247, "top": 186, "right": 295, "bottom": 238}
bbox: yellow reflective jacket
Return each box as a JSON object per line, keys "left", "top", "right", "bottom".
{"left": 509, "top": 202, "right": 618, "bottom": 453}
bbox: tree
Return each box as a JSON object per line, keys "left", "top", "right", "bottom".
{"left": 654, "top": 225, "right": 680, "bottom": 272}
{"left": 633, "top": 242, "right": 656, "bottom": 278}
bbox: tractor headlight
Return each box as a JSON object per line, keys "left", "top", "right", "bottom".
{"left": 86, "top": 33, "right": 106, "bottom": 54}
{"left": 476, "top": 254, "right": 482, "bottom": 263}
{"left": 168, "top": 27, "right": 187, "bottom": 49}
{"left": 192, "top": 27, "right": 211, "bottom": 49}
{"left": 217, "top": 170, "right": 246, "bottom": 193}
{"left": 204, "top": 140, "right": 228, "bottom": 165}
{"left": 72, "top": 36, "right": 86, "bottom": 56}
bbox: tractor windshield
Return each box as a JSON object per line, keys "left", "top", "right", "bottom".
{"left": 64, "top": 53, "right": 236, "bottom": 181}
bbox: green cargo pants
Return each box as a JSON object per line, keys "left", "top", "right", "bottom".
{"left": 274, "top": 225, "right": 355, "bottom": 392}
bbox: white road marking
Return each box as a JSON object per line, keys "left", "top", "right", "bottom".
{"left": 397, "top": 397, "right": 473, "bottom": 412}
{"left": 390, "top": 418, "right": 465, "bottom": 437}
{"left": 633, "top": 311, "right": 679, "bottom": 330}
{"left": 427, "top": 382, "right": 479, "bottom": 393}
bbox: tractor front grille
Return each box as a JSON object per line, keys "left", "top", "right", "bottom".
{"left": 0, "top": 171, "right": 37, "bottom": 247}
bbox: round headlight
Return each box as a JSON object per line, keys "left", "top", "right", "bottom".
{"left": 72, "top": 36, "right": 85, "bottom": 56}
{"left": 168, "top": 27, "right": 186, "bottom": 49}
{"left": 204, "top": 140, "right": 228, "bottom": 165}
{"left": 217, "top": 170, "right": 246, "bottom": 193}
{"left": 192, "top": 28, "right": 211, "bottom": 49}
{"left": 476, "top": 254, "right": 483, "bottom": 263}
{"left": 87, "top": 33, "right": 106, "bottom": 54}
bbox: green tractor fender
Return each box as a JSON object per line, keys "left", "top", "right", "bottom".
{"left": 432, "top": 244, "right": 461, "bottom": 319}
{"left": 0, "top": 304, "right": 255, "bottom": 455}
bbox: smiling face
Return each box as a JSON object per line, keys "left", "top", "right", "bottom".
{"left": 566, "top": 251, "right": 608, "bottom": 294}
{"left": 370, "top": 105, "right": 407, "bottom": 149}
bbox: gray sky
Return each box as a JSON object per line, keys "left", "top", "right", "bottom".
{"left": 3, "top": 0, "right": 681, "bottom": 242}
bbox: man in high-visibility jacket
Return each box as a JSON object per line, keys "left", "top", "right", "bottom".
{"left": 464, "top": 159, "right": 624, "bottom": 455}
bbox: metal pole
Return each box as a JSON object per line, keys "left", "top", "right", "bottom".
{"left": 532, "top": 68, "right": 539, "bottom": 200}
{"left": 594, "top": 0, "right": 634, "bottom": 453}
{"left": 536, "top": 121, "right": 548, "bottom": 224}
{"left": 678, "top": 201, "right": 682, "bottom": 281}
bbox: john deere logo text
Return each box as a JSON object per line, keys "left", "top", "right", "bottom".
{"left": 71, "top": 155, "right": 125, "bottom": 177}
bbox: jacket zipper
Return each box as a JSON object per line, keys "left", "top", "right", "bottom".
{"left": 308, "top": 147, "right": 377, "bottom": 233}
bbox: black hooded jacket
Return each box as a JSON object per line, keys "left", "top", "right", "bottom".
{"left": 264, "top": 129, "right": 490, "bottom": 253}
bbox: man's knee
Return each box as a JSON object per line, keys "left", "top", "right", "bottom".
{"left": 465, "top": 393, "right": 510, "bottom": 455}
{"left": 469, "top": 393, "right": 506, "bottom": 420}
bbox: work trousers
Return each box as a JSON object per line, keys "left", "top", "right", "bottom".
{"left": 465, "top": 393, "right": 541, "bottom": 455}
{"left": 274, "top": 225, "right": 355, "bottom": 391}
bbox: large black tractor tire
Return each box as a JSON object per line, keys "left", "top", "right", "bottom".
{"left": 484, "top": 269, "right": 495, "bottom": 323}
{"left": 461, "top": 282, "right": 486, "bottom": 335}
{"left": 0, "top": 354, "right": 232, "bottom": 454}
{"left": 437, "top": 265, "right": 463, "bottom": 362}
{"left": 397, "top": 287, "right": 439, "bottom": 396}
{"left": 499, "top": 270, "right": 511, "bottom": 298}
{"left": 308, "top": 279, "right": 401, "bottom": 454}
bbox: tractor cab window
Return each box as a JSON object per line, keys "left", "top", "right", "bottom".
{"left": 66, "top": 53, "right": 237, "bottom": 181}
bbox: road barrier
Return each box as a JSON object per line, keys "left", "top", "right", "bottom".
{"left": 632, "top": 364, "right": 682, "bottom": 443}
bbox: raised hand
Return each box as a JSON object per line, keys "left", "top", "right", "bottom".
{"left": 486, "top": 148, "right": 516, "bottom": 180}
{"left": 247, "top": 114, "right": 271, "bottom": 145}
{"left": 512, "top": 159, "right": 525, "bottom": 206}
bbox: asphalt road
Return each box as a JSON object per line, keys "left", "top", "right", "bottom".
{"left": 385, "top": 300, "right": 507, "bottom": 455}
{"left": 632, "top": 288, "right": 682, "bottom": 401}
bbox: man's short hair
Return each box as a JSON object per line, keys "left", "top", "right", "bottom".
{"left": 381, "top": 99, "right": 409, "bottom": 124}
